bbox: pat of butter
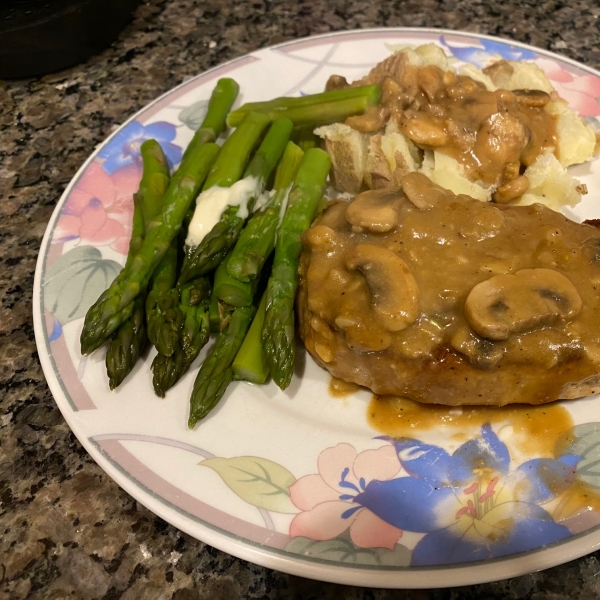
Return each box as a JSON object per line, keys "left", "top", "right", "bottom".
{"left": 186, "top": 176, "right": 261, "bottom": 248}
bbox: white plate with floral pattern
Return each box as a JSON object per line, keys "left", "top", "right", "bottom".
{"left": 33, "top": 28, "right": 600, "bottom": 588}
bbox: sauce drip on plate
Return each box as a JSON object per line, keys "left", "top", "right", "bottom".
{"left": 329, "top": 377, "right": 362, "bottom": 397}
{"left": 366, "top": 395, "right": 600, "bottom": 521}
{"left": 368, "top": 394, "right": 574, "bottom": 457}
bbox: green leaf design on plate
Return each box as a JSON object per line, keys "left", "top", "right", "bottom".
{"left": 562, "top": 422, "right": 600, "bottom": 489}
{"left": 44, "top": 245, "right": 121, "bottom": 325}
{"left": 200, "top": 456, "right": 297, "bottom": 513}
{"left": 179, "top": 100, "right": 209, "bottom": 131}
{"left": 285, "top": 534, "right": 411, "bottom": 566}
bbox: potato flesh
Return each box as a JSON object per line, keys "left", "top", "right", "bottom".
{"left": 315, "top": 48, "right": 598, "bottom": 210}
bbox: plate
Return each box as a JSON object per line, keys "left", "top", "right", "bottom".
{"left": 33, "top": 28, "right": 600, "bottom": 588}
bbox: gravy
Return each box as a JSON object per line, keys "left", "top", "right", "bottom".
{"left": 342, "top": 61, "right": 558, "bottom": 200}
{"left": 368, "top": 394, "right": 574, "bottom": 457}
{"left": 298, "top": 174, "right": 600, "bottom": 406}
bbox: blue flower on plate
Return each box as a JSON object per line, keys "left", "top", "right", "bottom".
{"left": 440, "top": 35, "right": 537, "bottom": 68}
{"left": 97, "top": 120, "right": 182, "bottom": 174}
{"left": 353, "top": 425, "right": 579, "bottom": 565}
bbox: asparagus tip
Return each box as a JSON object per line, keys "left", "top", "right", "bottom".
{"left": 272, "top": 373, "right": 292, "bottom": 391}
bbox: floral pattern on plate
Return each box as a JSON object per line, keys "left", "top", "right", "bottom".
{"left": 198, "top": 422, "right": 600, "bottom": 566}
{"left": 92, "top": 417, "right": 600, "bottom": 568}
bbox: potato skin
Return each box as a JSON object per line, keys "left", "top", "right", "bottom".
{"left": 316, "top": 49, "right": 597, "bottom": 213}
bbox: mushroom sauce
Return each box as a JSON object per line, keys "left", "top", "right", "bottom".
{"left": 297, "top": 173, "right": 600, "bottom": 406}
{"left": 337, "top": 60, "right": 559, "bottom": 203}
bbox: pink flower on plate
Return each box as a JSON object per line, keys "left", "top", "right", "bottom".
{"left": 536, "top": 57, "right": 600, "bottom": 118}
{"left": 289, "top": 443, "right": 403, "bottom": 549}
{"left": 55, "top": 160, "right": 142, "bottom": 254}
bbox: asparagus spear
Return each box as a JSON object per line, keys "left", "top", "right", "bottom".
{"left": 181, "top": 78, "right": 240, "bottom": 161}
{"left": 147, "top": 77, "right": 241, "bottom": 356}
{"left": 145, "top": 243, "right": 181, "bottom": 357}
{"left": 188, "top": 305, "right": 255, "bottom": 427}
{"left": 178, "top": 116, "right": 291, "bottom": 284}
{"left": 105, "top": 141, "right": 171, "bottom": 388}
{"left": 124, "top": 188, "right": 146, "bottom": 269}
{"left": 208, "top": 292, "right": 234, "bottom": 333}
{"left": 138, "top": 139, "right": 171, "bottom": 230}
{"left": 151, "top": 277, "right": 211, "bottom": 397}
{"left": 243, "top": 117, "right": 294, "bottom": 190}
{"left": 80, "top": 141, "right": 220, "bottom": 355}
{"left": 213, "top": 250, "right": 258, "bottom": 307}
{"left": 106, "top": 296, "right": 147, "bottom": 389}
{"left": 230, "top": 85, "right": 381, "bottom": 114}
{"left": 122, "top": 139, "right": 171, "bottom": 273}
{"left": 232, "top": 291, "right": 269, "bottom": 384}
{"left": 179, "top": 278, "right": 211, "bottom": 357}
{"left": 106, "top": 186, "right": 147, "bottom": 389}
{"left": 261, "top": 148, "right": 331, "bottom": 390}
{"left": 152, "top": 350, "right": 186, "bottom": 398}
{"left": 204, "top": 111, "right": 272, "bottom": 190}
{"left": 227, "top": 141, "right": 304, "bottom": 282}
{"left": 226, "top": 85, "right": 381, "bottom": 128}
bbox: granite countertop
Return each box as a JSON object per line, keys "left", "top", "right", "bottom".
{"left": 3, "top": 0, "right": 600, "bottom": 598}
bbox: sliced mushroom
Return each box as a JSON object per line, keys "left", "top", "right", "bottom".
{"left": 417, "top": 65, "right": 445, "bottom": 102}
{"left": 325, "top": 74, "right": 349, "bottom": 92}
{"left": 304, "top": 225, "right": 337, "bottom": 249}
{"left": 493, "top": 175, "right": 530, "bottom": 204}
{"left": 346, "top": 105, "right": 390, "bottom": 134}
{"left": 513, "top": 89, "right": 551, "bottom": 108}
{"left": 346, "top": 244, "right": 420, "bottom": 332}
{"left": 402, "top": 113, "right": 448, "bottom": 147}
{"left": 400, "top": 172, "right": 450, "bottom": 210}
{"left": 445, "top": 78, "right": 482, "bottom": 99}
{"left": 464, "top": 268, "right": 583, "bottom": 340}
{"left": 381, "top": 76, "right": 405, "bottom": 106}
{"left": 474, "top": 111, "right": 529, "bottom": 181}
{"left": 345, "top": 188, "right": 403, "bottom": 233}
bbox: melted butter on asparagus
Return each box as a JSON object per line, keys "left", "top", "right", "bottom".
{"left": 186, "top": 175, "right": 261, "bottom": 248}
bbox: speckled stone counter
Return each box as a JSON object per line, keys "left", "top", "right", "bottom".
{"left": 3, "top": 1, "right": 600, "bottom": 598}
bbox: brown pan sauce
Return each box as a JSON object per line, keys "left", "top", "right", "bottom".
{"left": 331, "top": 59, "right": 560, "bottom": 202}
{"left": 298, "top": 174, "right": 600, "bottom": 406}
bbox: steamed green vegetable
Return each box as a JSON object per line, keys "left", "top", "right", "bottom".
{"left": 178, "top": 115, "right": 291, "bottom": 284}
{"left": 182, "top": 78, "right": 240, "bottom": 161}
{"left": 151, "top": 278, "right": 211, "bottom": 397}
{"left": 188, "top": 305, "right": 255, "bottom": 427}
{"left": 80, "top": 141, "right": 219, "bottom": 355}
{"left": 261, "top": 148, "right": 331, "bottom": 390}
{"left": 232, "top": 291, "right": 269, "bottom": 384}
{"left": 105, "top": 140, "right": 170, "bottom": 388}
{"left": 226, "top": 85, "right": 381, "bottom": 128}
{"left": 227, "top": 141, "right": 304, "bottom": 282}
{"left": 148, "top": 77, "right": 242, "bottom": 357}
